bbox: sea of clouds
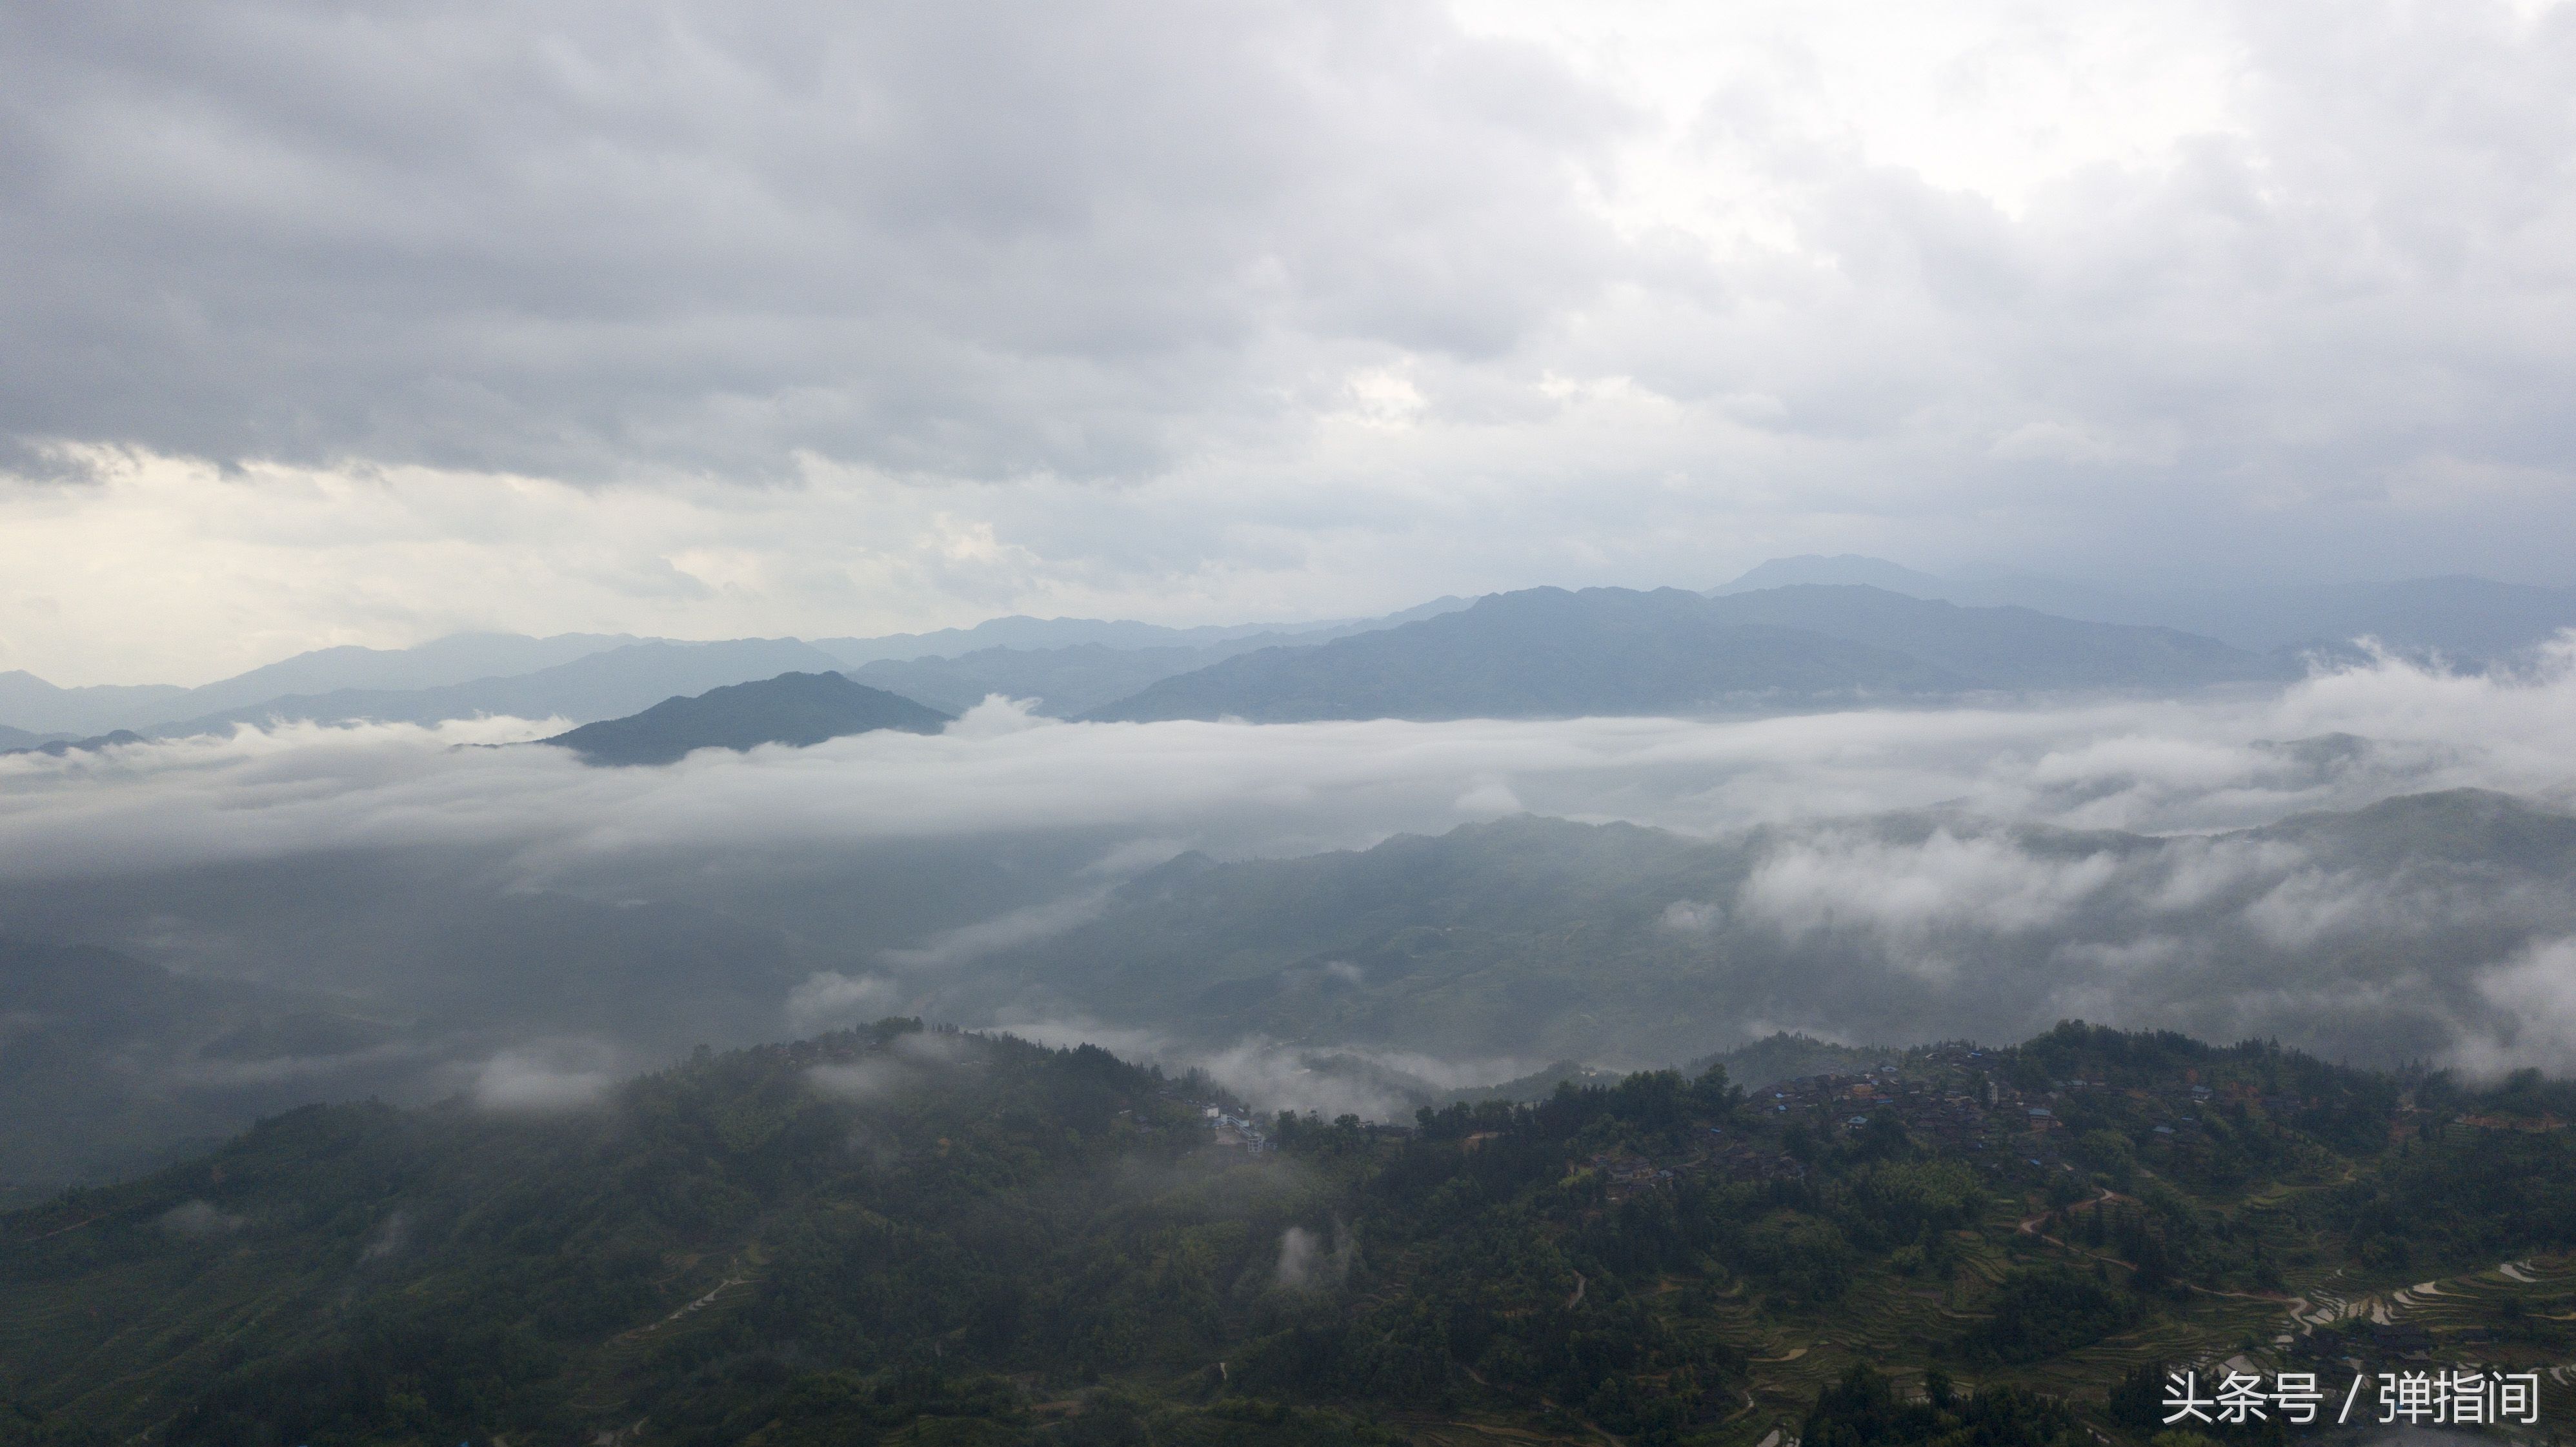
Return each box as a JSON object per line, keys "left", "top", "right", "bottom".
{"left": 6, "top": 642, "right": 2576, "bottom": 1113}
{"left": 3, "top": 643, "right": 2571, "bottom": 878}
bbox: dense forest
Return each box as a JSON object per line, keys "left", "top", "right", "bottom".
{"left": 6, "top": 1019, "right": 2576, "bottom": 1446}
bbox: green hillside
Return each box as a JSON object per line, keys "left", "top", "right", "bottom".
{"left": 7, "top": 1021, "right": 2576, "bottom": 1446}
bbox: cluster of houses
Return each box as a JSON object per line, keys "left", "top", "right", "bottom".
{"left": 1735, "top": 1049, "right": 2058, "bottom": 1164}
{"left": 1583, "top": 1046, "right": 2273, "bottom": 1196}
{"left": 1163, "top": 1045, "right": 2497, "bottom": 1184}
{"left": 1139, "top": 1080, "right": 1276, "bottom": 1155}
{"left": 1202, "top": 1104, "right": 1273, "bottom": 1153}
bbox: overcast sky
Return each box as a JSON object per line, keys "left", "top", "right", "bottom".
{"left": 5, "top": 0, "right": 2573, "bottom": 684}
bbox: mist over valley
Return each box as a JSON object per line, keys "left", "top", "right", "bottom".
{"left": 8, "top": 592, "right": 2576, "bottom": 1205}
{"left": 10, "top": 4, "right": 2576, "bottom": 1437}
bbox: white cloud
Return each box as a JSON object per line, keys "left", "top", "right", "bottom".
{"left": 946, "top": 696, "right": 1057, "bottom": 738}
{"left": 786, "top": 971, "right": 904, "bottom": 1033}
{"left": 1275, "top": 1221, "right": 1355, "bottom": 1291}
{"left": 1742, "top": 829, "right": 2120, "bottom": 946}
{"left": 805, "top": 1029, "right": 985, "bottom": 1102}
{"left": 1660, "top": 899, "right": 1722, "bottom": 932}
{"left": 880, "top": 892, "right": 1112, "bottom": 971}
{"left": 1000, "top": 1016, "right": 1533, "bottom": 1122}
{"left": 2448, "top": 937, "right": 2576, "bottom": 1077}
{"left": 470, "top": 1044, "right": 616, "bottom": 1111}
{"left": 2240, "top": 867, "right": 2406, "bottom": 950}
{"left": 807, "top": 1058, "right": 910, "bottom": 1103}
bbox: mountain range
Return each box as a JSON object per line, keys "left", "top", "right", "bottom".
{"left": 1083, "top": 585, "right": 2279, "bottom": 722}
{"left": 812, "top": 595, "right": 1469, "bottom": 669}
{"left": 0, "top": 602, "right": 1465, "bottom": 739}
{"left": 841, "top": 596, "right": 1468, "bottom": 717}
{"left": 0, "top": 632, "right": 645, "bottom": 736}
{"left": 1716, "top": 555, "right": 2576, "bottom": 661}
{"left": 6, "top": 563, "right": 2568, "bottom": 740}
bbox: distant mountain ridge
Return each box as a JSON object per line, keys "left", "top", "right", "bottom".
{"left": 1087, "top": 587, "right": 1962, "bottom": 722}
{"left": 10, "top": 565, "right": 2568, "bottom": 740}
{"left": 0, "top": 938, "right": 404, "bottom": 1199}
{"left": 540, "top": 671, "right": 952, "bottom": 765}
{"left": 1, "top": 729, "right": 145, "bottom": 758}
{"left": 171, "top": 631, "right": 643, "bottom": 713}
{"left": 1699, "top": 585, "right": 2276, "bottom": 688}
{"left": 0, "top": 672, "right": 186, "bottom": 738}
{"left": 849, "top": 642, "right": 1254, "bottom": 718}
{"left": 812, "top": 596, "right": 1469, "bottom": 667}
{"left": 0, "top": 602, "right": 1469, "bottom": 738}
{"left": 0, "top": 632, "right": 642, "bottom": 736}
{"left": 1711, "top": 555, "right": 2576, "bottom": 660}
{"left": 1085, "top": 584, "right": 2277, "bottom": 723}
{"left": 140, "top": 638, "right": 849, "bottom": 737}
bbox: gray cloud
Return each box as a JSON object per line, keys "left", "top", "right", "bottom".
{"left": 878, "top": 890, "right": 1114, "bottom": 971}
{"left": 1719, "top": 807, "right": 2576, "bottom": 1061}
{"left": 158, "top": 1199, "right": 246, "bottom": 1239}
{"left": 786, "top": 970, "right": 903, "bottom": 1033}
{"left": 1274, "top": 1221, "right": 1354, "bottom": 1292}
{"left": 3, "top": 3, "right": 2574, "bottom": 689}
{"left": 806, "top": 1027, "right": 981, "bottom": 1103}
{"left": 1000, "top": 1016, "right": 1529, "bottom": 1123}
{"left": 469, "top": 1040, "right": 618, "bottom": 1111}
{"left": 0, "top": 0, "right": 1622, "bottom": 482}
{"left": 2451, "top": 938, "right": 2576, "bottom": 1077}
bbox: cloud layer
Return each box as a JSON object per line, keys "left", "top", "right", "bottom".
{"left": 5, "top": 646, "right": 2575, "bottom": 885}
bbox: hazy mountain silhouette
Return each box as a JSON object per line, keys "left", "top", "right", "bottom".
{"left": 1086, "top": 587, "right": 1962, "bottom": 722}
{"left": 0, "top": 938, "right": 401, "bottom": 1197}
{"left": 813, "top": 596, "right": 1469, "bottom": 668}
{"left": 540, "top": 671, "right": 952, "bottom": 765}
{"left": 2160, "top": 576, "right": 2576, "bottom": 661}
{"left": 139, "top": 638, "right": 849, "bottom": 737}
{"left": 1699, "top": 585, "right": 2280, "bottom": 687}
{"left": 1711, "top": 556, "right": 2576, "bottom": 661}
{"left": 170, "top": 632, "right": 641, "bottom": 713}
{"left": 0, "top": 633, "right": 641, "bottom": 736}
{"left": 1086, "top": 585, "right": 2271, "bottom": 722}
{"left": 850, "top": 642, "right": 1253, "bottom": 717}
{"left": 1709, "top": 554, "right": 2136, "bottom": 621}
{"left": 0, "top": 672, "right": 187, "bottom": 738}
{"left": 0, "top": 729, "right": 145, "bottom": 757}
